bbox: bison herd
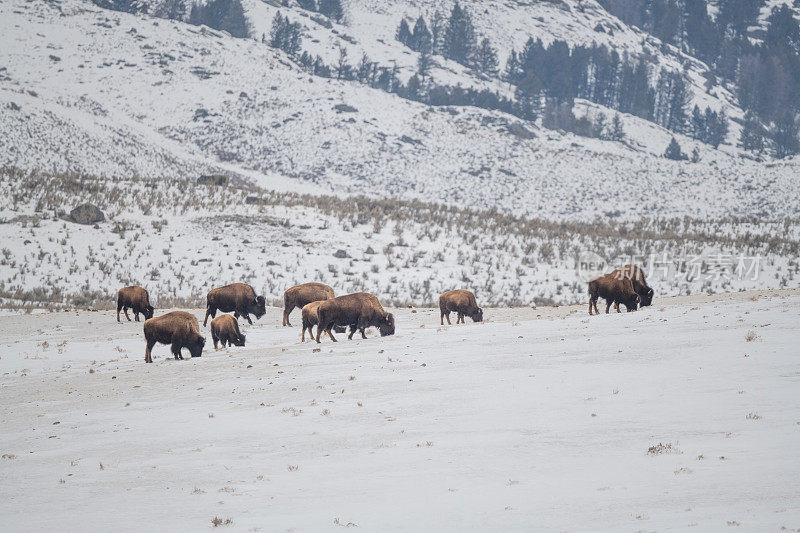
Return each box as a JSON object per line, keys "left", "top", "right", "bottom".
{"left": 119, "top": 264, "right": 653, "bottom": 363}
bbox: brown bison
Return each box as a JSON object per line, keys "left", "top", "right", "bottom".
{"left": 210, "top": 314, "right": 246, "bottom": 349}
{"left": 609, "top": 264, "right": 654, "bottom": 308}
{"left": 203, "top": 283, "right": 266, "bottom": 327}
{"left": 283, "top": 282, "right": 335, "bottom": 326}
{"left": 439, "top": 289, "right": 484, "bottom": 325}
{"left": 315, "top": 292, "right": 395, "bottom": 343}
{"left": 116, "top": 286, "right": 154, "bottom": 322}
{"left": 300, "top": 301, "right": 346, "bottom": 342}
{"left": 588, "top": 275, "right": 640, "bottom": 315}
{"left": 143, "top": 311, "right": 205, "bottom": 363}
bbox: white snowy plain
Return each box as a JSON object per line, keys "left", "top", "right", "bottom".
{"left": 1, "top": 289, "right": 799, "bottom": 531}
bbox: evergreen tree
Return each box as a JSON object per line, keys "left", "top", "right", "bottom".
{"left": 691, "top": 105, "right": 706, "bottom": 141}
{"left": 410, "top": 16, "right": 432, "bottom": 53}
{"left": 474, "top": 38, "right": 499, "bottom": 75}
{"left": 336, "top": 46, "right": 350, "bottom": 79}
{"left": 396, "top": 19, "right": 412, "bottom": 46}
{"left": 356, "top": 53, "right": 373, "bottom": 83}
{"left": 773, "top": 114, "right": 800, "bottom": 158}
{"left": 417, "top": 46, "right": 433, "bottom": 78}
{"left": 268, "top": 12, "right": 302, "bottom": 56}
{"left": 444, "top": 2, "right": 478, "bottom": 66}
{"left": 318, "top": 0, "right": 343, "bottom": 22}
{"left": 609, "top": 114, "right": 625, "bottom": 142}
{"left": 664, "top": 137, "right": 688, "bottom": 160}
{"left": 514, "top": 71, "right": 543, "bottom": 120}
{"left": 188, "top": 0, "right": 250, "bottom": 38}
{"left": 430, "top": 10, "right": 445, "bottom": 55}
{"left": 740, "top": 111, "right": 766, "bottom": 154}
{"left": 504, "top": 50, "right": 521, "bottom": 84}
{"left": 691, "top": 146, "right": 701, "bottom": 163}
{"left": 593, "top": 113, "right": 608, "bottom": 139}
{"left": 297, "top": 0, "right": 316, "bottom": 11}
{"left": 151, "top": 0, "right": 186, "bottom": 20}
{"left": 706, "top": 108, "right": 728, "bottom": 148}
{"left": 667, "top": 74, "right": 691, "bottom": 132}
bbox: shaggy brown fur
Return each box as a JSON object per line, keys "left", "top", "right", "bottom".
{"left": 283, "top": 282, "right": 335, "bottom": 326}
{"left": 203, "top": 283, "right": 266, "bottom": 327}
{"left": 315, "top": 292, "right": 395, "bottom": 343}
{"left": 116, "top": 286, "right": 154, "bottom": 322}
{"left": 609, "top": 264, "right": 654, "bottom": 308}
{"left": 439, "top": 289, "right": 484, "bottom": 325}
{"left": 143, "top": 311, "right": 205, "bottom": 363}
{"left": 300, "top": 301, "right": 346, "bottom": 341}
{"left": 210, "top": 314, "right": 246, "bottom": 349}
{"left": 587, "top": 275, "right": 640, "bottom": 315}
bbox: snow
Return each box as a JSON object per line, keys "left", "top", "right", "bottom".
{"left": 1, "top": 289, "right": 798, "bottom": 530}
{"left": 3, "top": 0, "right": 799, "bottom": 221}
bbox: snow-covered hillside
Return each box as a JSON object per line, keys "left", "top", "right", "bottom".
{"left": 1, "top": 291, "right": 798, "bottom": 530}
{"left": 2, "top": 0, "right": 799, "bottom": 221}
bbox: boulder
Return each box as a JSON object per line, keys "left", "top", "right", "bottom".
{"left": 333, "top": 249, "right": 348, "bottom": 258}
{"left": 70, "top": 203, "right": 104, "bottom": 225}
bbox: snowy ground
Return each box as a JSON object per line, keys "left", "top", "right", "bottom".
{"left": 1, "top": 289, "right": 798, "bottom": 531}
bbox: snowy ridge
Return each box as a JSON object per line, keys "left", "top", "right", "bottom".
{"left": 2, "top": 0, "right": 799, "bottom": 222}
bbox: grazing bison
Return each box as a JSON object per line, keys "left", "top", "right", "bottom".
{"left": 588, "top": 275, "right": 640, "bottom": 315}
{"left": 210, "top": 314, "right": 246, "bottom": 349}
{"left": 283, "top": 282, "right": 335, "bottom": 326}
{"left": 116, "top": 286, "right": 154, "bottom": 322}
{"left": 300, "top": 301, "right": 346, "bottom": 342}
{"left": 315, "top": 292, "right": 395, "bottom": 343}
{"left": 439, "top": 289, "right": 484, "bottom": 325}
{"left": 143, "top": 311, "right": 205, "bottom": 363}
{"left": 203, "top": 283, "right": 266, "bottom": 327}
{"left": 610, "top": 264, "right": 654, "bottom": 308}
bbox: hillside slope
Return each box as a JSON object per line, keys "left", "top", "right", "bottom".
{"left": 2, "top": 0, "right": 799, "bottom": 221}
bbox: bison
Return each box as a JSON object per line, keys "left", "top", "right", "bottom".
{"left": 143, "top": 311, "right": 205, "bottom": 363}
{"left": 203, "top": 283, "right": 266, "bottom": 327}
{"left": 283, "top": 282, "right": 335, "bottom": 326}
{"left": 210, "top": 314, "right": 246, "bottom": 349}
{"left": 315, "top": 292, "right": 395, "bottom": 343}
{"left": 588, "top": 275, "right": 640, "bottom": 315}
{"left": 300, "top": 301, "right": 346, "bottom": 342}
{"left": 439, "top": 289, "right": 484, "bottom": 325}
{"left": 609, "top": 264, "right": 654, "bottom": 308}
{"left": 116, "top": 286, "right": 154, "bottom": 322}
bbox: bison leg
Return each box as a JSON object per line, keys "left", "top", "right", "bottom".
{"left": 605, "top": 299, "right": 612, "bottom": 314}
{"left": 123, "top": 307, "right": 131, "bottom": 321}
{"left": 145, "top": 339, "right": 156, "bottom": 363}
{"left": 212, "top": 331, "right": 219, "bottom": 350}
{"left": 588, "top": 298, "right": 594, "bottom": 316}
{"left": 326, "top": 325, "right": 338, "bottom": 342}
{"left": 134, "top": 311, "right": 140, "bottom": 322}
{"left": 444, "top": 311, "right": 451, "bottom": 325}
{"left": 615, "top": 301, "right": 622, "bottom": 313}
{"left": 117, "top": 302, "right": 122, "bottom": 322}
{"left": 360, "top": 328, "right": 367, "bottom": 339}
{"left": 241, "top": 313, "right": 253, "bottom": 325}
{"left": 283, "top": 306, "right": 293, "bottom": 327}
{"left": 348, "top": 325, "right": 356, "bottom": 340}
{"left": 203, "top": 306, "right": 215, "bottom": 327}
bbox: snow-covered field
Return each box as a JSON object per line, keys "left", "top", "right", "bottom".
{"left": 1, "top": 289, "right": 798, "bottom": 530}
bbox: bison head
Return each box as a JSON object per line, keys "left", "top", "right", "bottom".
{"left": 232, "top": 333, "right": 246, "bottom": 347}
{"left": 470, "top": 307, "right": 484, "bottom": 322}
{"left": 189, "top": 335, "right": 206, "bottom": 358}
{"left": 623, "top": 294, "right": 640, "bottom": 312}
{"left": 143, "top": 305, "right": 155, "bottom": 320}
{"left": 379, "top": 313, "right": 395, "bottom": 337}
{"left": 640, "top": 287, "right": 654, "bottom": 307}
{"left": 250, "top": 295, "right": 266, "bottom": 319}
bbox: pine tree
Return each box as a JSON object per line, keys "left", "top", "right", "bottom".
{"left": 336, "top": 46, "right": 350, "bottom": 79}
{"left": 609, "top": 114, "right": 625, "bottom": 142}
{"left": 430, "top": 11, "right": 445, "bottom": 55}
{"left": 474, "top": 38, "right": 499, "bottom": 75}
{"left": 667, "top": 74, "right": 691, "bottom": 132}
{"left": 664, "top": 137, "right": 688, "bottom": 160}
{"left": 593, "top": 113, "right": 608, "bottom": 139}
{"left": 514, "top": 71, "right": 543, "bottom": 120}
{"left": 187, "top": 0, "right": 250, "bottom": 38}
{"left": 444, "top": 2, "right": 477, "bottom": 66}
{"left": 740, "top": 111, "right": 765, "bottom": 154}
{"left": 396, "top": 19, "right": 412, "bottom": 46}
{"left": 504, "top": 50, "right": 521, "bottom": 84}
{"left": 319, "top": 0, "right": 343, "bottom": 23}
{"left": 417, "top": 47, "right": 433, "bottom": 78}
{"left": 297, "top": 0, "right": 316, "bottom": 11}
{"left": 691, "top": 105, "right": 706, "bottom": 141}
{"left": 151, "top": 0, "right": 186, "bottom": 20}
{"left": 706, "top": 108, "right": 728, "bottom": 148}
{"left": 411, "top": 16, "right": 432, "bottom": 53}
{"left": 773, "top": 113, "right": 800, "bottom": 159}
